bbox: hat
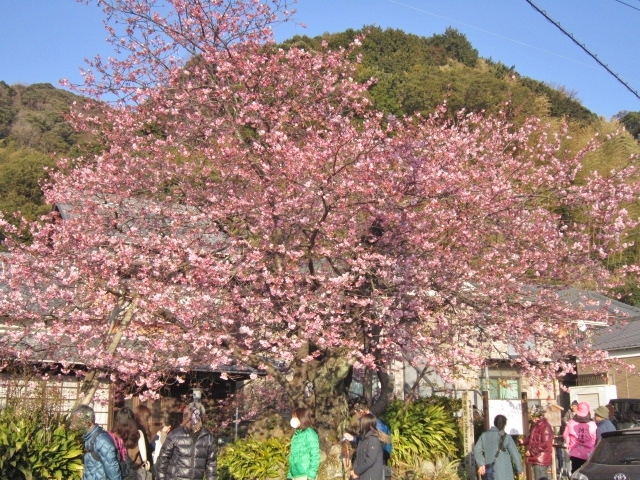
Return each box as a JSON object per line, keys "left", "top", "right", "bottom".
{"left": 571, "top": 400, "right": 579, "bottom": 406}
{"left": 594, "top": 406, "right": 609, "bottom": 419}
{"left": 576, "top": 402, "right": 591, "bottom": 417}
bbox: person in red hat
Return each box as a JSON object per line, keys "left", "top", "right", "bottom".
{"left": 562, "top": 402, "right": 596, "bottom": 473}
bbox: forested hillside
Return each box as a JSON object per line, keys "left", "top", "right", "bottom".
{"left": 283, "top": 27, "right": 599, "bottom": 123}
{"left": 1, "top": 27, "right": 639, "bottom": 303}
{"left": 0, "top": 82, "right": 86, "bottom": 228}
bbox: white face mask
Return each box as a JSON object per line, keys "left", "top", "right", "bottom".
{"left": 290, "top": 417, "right": 301, "bottom": 429}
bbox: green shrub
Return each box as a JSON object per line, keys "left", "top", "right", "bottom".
{"left": 0, "top": 402, "right": 83, "bottom": 480}
{"left": 383, "top": 397, "right": 461, "bottom": 476}
{"left": 218, "top": 437, "right": 289, "bottom": 480}
{"left": 396, "top": 455, "right": 463, "bottom": 480}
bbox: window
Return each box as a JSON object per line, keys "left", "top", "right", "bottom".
{"left": 590, "top": 432, "right": 640, "bottom": 465}
{"left": 488, "top": 377, "right": 519, "bottom": 400}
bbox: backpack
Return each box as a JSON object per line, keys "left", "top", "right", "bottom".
{"left": 86, "top": 428, "right": 132, "bottom": 478}
{"left": 376, "top": 419, "right": 392, "bottom": 455}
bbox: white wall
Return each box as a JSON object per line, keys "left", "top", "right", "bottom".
{"left": 569, "top": 384, "right": 618, "bottom": 412}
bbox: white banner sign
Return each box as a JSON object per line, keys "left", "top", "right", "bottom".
{"left": 488, "top": 399, "right": 524, "bottom": 435}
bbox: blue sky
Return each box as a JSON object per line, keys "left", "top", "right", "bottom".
{"left": 1, "top": 0, "right": 639, "bottom": 119}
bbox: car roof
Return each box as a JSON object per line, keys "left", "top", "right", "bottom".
{"left": 601, "top": 428, "right": 640, "bottom": 439}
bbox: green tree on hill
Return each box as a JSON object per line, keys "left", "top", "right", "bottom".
{"left": 619, "top": 111, "right": 640, "bottom": 140}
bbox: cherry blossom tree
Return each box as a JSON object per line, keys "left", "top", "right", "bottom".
{"left": 1, "top": 0, "right": 639, "bottom": 446}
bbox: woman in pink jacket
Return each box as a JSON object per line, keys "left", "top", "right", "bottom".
{"left": 562, "top": 402, "right": 597, "bottom": 473}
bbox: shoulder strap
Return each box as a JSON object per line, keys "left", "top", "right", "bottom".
{"left": 87, "top": 428, "right": 105, "bottom": 461}
{"left": 492, "top": 432, "right": 506, "bottom": 462}
{"left": 108, "top": 431, "right": 129, "bottom": 463}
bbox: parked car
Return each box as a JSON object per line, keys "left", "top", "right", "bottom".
{"left": 571, "top": 429, "right": 640, "bottom": 480}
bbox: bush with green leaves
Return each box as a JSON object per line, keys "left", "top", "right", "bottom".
{"left": 218, "top": 437, "right": 289, "bottom": 480}
{"left": 394, "top": 455, "right": 463, "bottom": 480}
{"left": 383, "top": 397, "right": 462, "bottom": 480}
{"left": 0, "top": 401, "right": 83, "bottom": 480}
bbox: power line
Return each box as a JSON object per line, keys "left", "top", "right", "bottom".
{"left": 388, "top": 0, "right": 598, "bottom": 69}
{"left": 524, "top": 0, "right": 640, "bottom": 102}
{"left": 614, "top": 0, "right": 640, "bottom": 13}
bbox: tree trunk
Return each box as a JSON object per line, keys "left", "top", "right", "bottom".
{"left": 309, "top": 351, "right": 353, "bottom": 449}
{"left": 72, "top": 295, "right": 139, "bottom": 409}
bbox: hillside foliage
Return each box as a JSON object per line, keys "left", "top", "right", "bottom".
{"left": 0, "top": 82, "right": 86, "bottom": 234}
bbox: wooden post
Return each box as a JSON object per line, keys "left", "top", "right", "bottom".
{"left": 522, "top": 392, "right": 531, "bottom": 480}
{"left": 482, "top": 390, "right": 490, "bottom": 431}
{"left": 463, "top": 391, "right": 476, "bottom": 480}
{"left": 545, "top": 403, "right": 564, "bottom": 480}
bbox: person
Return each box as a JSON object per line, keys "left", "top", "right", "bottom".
{"left": 152, "top": 423, "right": 172, "bottom": 466}
{"left": 69, "top": 404, "right": 122, "bottom": 480}
{"left": 344, "top": 402, "right": 392, "bottom": 464}
{"left": 155, "top": 402, "right": 217, "bottom": 480}
{"left": 473, "top": 414, "right": 523, "bottom": 480}
{"left": 111, "top": 407, "right": 141, "bottom": 480}
{"left": 617, "top": 410, "right": 638, "bottom": 430}
{"left": 349, "top": 413, "right": 384, "bottom": 480}
{"left": 593, "top": 405, "right": 616, "bottom": 442}
{"left": 563, "top": 400, "right": 579, "bottom": 423}
{"left": 520, "top": 406, "right": 554, "bottom": 480}
{"left": 133, "top": 405, "right": 154, "bottom": 479}
{"left": 562, "top": 402, "right": 596, "bottom": 473}
{"left": 606, "top": 403, "right": 619, "bottom": 429}
{"left": 287, "top": 407, "right": 321, "bottom": 480}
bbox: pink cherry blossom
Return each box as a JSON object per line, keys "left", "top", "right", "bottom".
{"left": 1, "top": 0, "right": 638, "bottom": 438}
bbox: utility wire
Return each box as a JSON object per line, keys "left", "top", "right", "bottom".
{"left": 524, "top": 0, "right": 640, "bottom": 101}
{"left": 614, "top": 0, "right": 640, "bottom": 12}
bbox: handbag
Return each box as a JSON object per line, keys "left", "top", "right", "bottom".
{"left": 481, "top": 432, "right": 506, "bottom": 480}
{"left": 482, "top": 463, "right": 495, "bottom": 480}
{"left": 136, "top": 470, "right": 152, "bottom": 480}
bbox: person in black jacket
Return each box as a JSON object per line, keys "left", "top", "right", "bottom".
{"left": 349, "top": 413, "right": 384, "bottom": 480}
{"left": 155, "top": 402, "right": 217, "bottom": 480}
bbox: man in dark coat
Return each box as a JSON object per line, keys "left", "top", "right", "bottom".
{"left": 521, "top": 406, "right": 554, "bottom": 480}
{"left": 155, "top": 402, "right": 217, "bottom": 480}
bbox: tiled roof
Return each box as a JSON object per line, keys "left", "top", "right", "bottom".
{"left": 590, "top": 315, "right": 640, "bottom": 351}
{"left": 558, "top": 289, "right": 640, "bottom": 351}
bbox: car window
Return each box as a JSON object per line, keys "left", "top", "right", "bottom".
{"left": 590, "top": 434, "right": 640, "bottom": 465}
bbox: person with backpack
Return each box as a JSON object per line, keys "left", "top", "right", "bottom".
{"left": 343, "top": 402, "right": 392, "bottom": 478}
{"left": 473, "top": 414, "right": 523, "bottom": 480}
{"left": 349, "top": 413, "right": 384, "bottom": 480}
{"left": 155, "top": 402, "right": 217, "bottom": 480}
{"left": 111, "top": 407, "right": 141, "bottom": 480}
{"left": 69, "top": 404, "right": 122, "bottom": 480}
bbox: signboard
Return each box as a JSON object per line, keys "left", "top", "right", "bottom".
{"left": 546, "top": 403, "right": 563, "bottom": 428}
{"left": 462, "top": 391, "right": 476, "bottom": 480}
{"left": 488, "top": 399, "right": 524, "bottom": 435}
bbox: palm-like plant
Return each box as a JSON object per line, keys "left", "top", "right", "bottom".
{"left": 395, "top": 455, "right": 463, "bottom": 480}
{"left": 384, "top": 398, "right": 461, "bottom": 469}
